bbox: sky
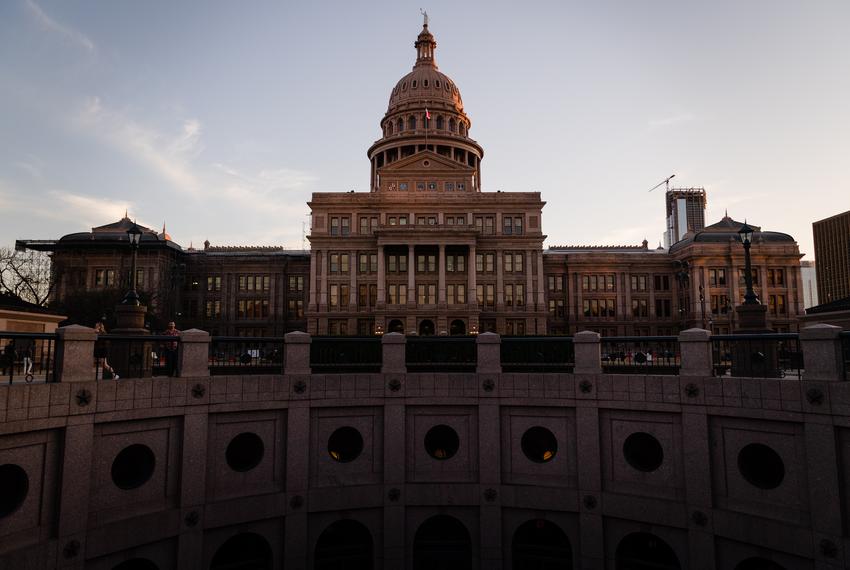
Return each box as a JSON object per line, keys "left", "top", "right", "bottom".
{"left": 1, "top": 0, "right": 847, "bottom": 259}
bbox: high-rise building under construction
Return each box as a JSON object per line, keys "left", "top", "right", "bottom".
{"left": 665, "top": 188, "right": 707, "bottom": 247}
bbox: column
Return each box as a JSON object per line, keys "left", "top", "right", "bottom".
{"left": 468, "top": 244, "right": 477, "bottom": 309}
{"left": 308, "top": 249, "right": 317, "bottom": 310}
{"left": 496, "top": 249, "right": 504, "bottom": 308}
{"left": 318, "top": 250, "right": 328, "bottom": 309}
{"left": 377, "top": 246, "right": 386, "bottom": 305}
{"left": 407, "top": 244, "right": 416, "bottom": 307}
{"left": 438, "top": 243, "right": 446, "bottom": 305}
{"left": 527, "top": 250, "right": 536, "bottom": 308}
{"left": 349, "top": 250, "right": 357, "bottom": 309}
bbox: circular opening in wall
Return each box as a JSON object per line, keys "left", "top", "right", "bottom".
{"left": 226, "top": 432, "right": 265, "bottom": 472}
{"left": 328, "top": 427, "right": 364, "bottom": 463}
{"left": 623, "top": 432, "right": 664, "bottom": 472}
{"left": 423, "top": 160, "right": 430, "bottom": 167}
{"left": 521, "top": 427, "right": 558, "bottom": 463}
{"left": 737, "top": 443, "right": 784, "bottom": 490}
{"left": 0, "top": 464, "right": 29, "bottom": 517}
{"left": 111, "top": 444, "right": 156, "bottom": 490}
{"left": 112, "top": 559, "right": 159, "bottom": 570}
{"left": 424, "top": 424, "right": 459, "bottom": 460}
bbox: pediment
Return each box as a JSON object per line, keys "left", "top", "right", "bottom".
{"left": 379, "top": 150, "right": 473, "bottom": 174}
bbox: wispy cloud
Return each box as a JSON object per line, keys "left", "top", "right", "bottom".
{"left": 648, "top": 112, "right": 696, "bottom": 129}
{"left": 25, "top": 0, "right": 95, "bottom": 53}
{"left": 48, "top": 191, "right": 131, "bottom": 227}
{"left": 74, "top": 97, "right": 202, "bottom": 195}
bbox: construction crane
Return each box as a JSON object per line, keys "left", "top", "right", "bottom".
{"left": 648, "top": 174, "right": 676, "bottom": 193}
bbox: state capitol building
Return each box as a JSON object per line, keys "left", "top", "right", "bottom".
{"left": 21, "top": 21, "right": 806, "bottom": 335}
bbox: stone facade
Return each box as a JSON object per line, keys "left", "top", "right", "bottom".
{"left": 0, "top": 326, "right": 847, "bottom": 569}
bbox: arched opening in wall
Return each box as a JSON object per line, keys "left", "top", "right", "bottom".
{"left": 449, "top": 118, "right": 456, "bottom": 132}
{"left": 0, "top": 464, "right": 28, "bottom": 518}
{"left": 210, "top": 532, "right": 273, "bottom": 570}
{"left": 436, "top": 116, "right": 444, "bottom": 130}
{"left": 521, "top": 427, "right": 558, "bottom": 463}
{"left": 413, "top": 515, "right": 472, "bottom": 570}
{"left": 111, "top": 444, "right": 156, "bottom": 490}
{"left": 424, "top": 424, "right": 460, "bottom": 460}
{"left": 419, "top": 320, "right": 435, "bottom": 336}
{"left": 615, "top": 532, "right": 681, "bottom": 570}
{"left": 735, "top": 558, "right": 787, "bottom": 570}
{"left": 397, "top": 118, "right": 404, "bottom": 132}
{"left": 622, "top": 432, "right": 664, "bottom": 472}
{"left": 387, "top": 121, "right": 394, "bottom": 135}
{"left": 408, "top": 116, "right": 417, "bottom": 130}
{"left": 450, "top": 320, "right": 466, "bottom": 336}
{"left": 314, "top": 519, "right": 374, "bottom": 570}
{"left": 328, "top": 426, "right": 364, "bottom": 463}
{"left": 225, "top": 432, "right": 265, "bottom": 472}
{"left": 737, "top": 443, "right": 785, "bottom": 490}
{"left": 112, "top": 559, "right": 159, "bottom": 570}
{"left": 459, "top": 123, "right": 466, "bottom": 136}
{"left": 388, "top": 320, "right": 404, "bottom": 334}
{"left": 512, "top": 519, "right": 573, "bottom": 569}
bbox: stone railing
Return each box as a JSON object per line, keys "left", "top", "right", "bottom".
{"left": 35, "top": 323, "right": 849, "bottom": 383}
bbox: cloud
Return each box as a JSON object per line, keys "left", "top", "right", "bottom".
{"left": 74, "top": 97, "right": 202, "bottom": 195}
{"left": 648, "top": 112, "right": 696, "bottom": 129}
{"left": 25, "top": 0, "right": 95, "bottom": 53}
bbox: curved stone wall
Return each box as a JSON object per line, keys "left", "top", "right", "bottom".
{"left": 0, "top": 370, "right": 847, "bottom": 569}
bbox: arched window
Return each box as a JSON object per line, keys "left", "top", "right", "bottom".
{"left": 397, "top": 118, "right": 404, "bottom": 132}
{"left": 419, "top": 320, "right": 435, "bottom": 336}
{"left": 413, "top": 515, "right": 471, "bottom": 570}
{"left": 615, "top": 532, "right": 680, "bottom": 570}
{"left": 436, "top": 116, "right": 444, "bottom": 130}
{"left": 210, "top": 533, "right": 273, "bottom": 570}
{"left": 459, "top": 123, "right": 466, "bottom": 136}
{"left": 449, "top": 118, "right": 456, "bottom": 133}
{"left": 512, "top": 519, "right": 573, "bottom": 569}
{"left": 408, "top": 116, "right": 417, "bottom": 131}
{"left": 387, "top": 121, "right": 393, "bottom": 135}
{"left": 388, "top": 319, "right": 404, "bottom": 333}
{"left": 315, "top": 520, "right": 373, "bottom": 570}
{"left": 449, "top": 319, "right": 465, "bottom": 335}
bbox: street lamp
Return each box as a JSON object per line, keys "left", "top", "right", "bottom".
{"left": 121, "top": 222, "right": 143, "bottom": 305}
{"left": 738, "top": 221, "right": 760, "bottom": 305}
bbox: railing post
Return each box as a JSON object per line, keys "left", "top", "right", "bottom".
{"left": 284, "top": 331, "right": 312, "bottom": 375}
{"left": 381, "top": 332, "right": 406, "bottom": 374}
{"left": 55, "top": 324, "right": 97, "bottom": 382}
{"left": 178, "top": 329, "right": 210, "bottom": 378}
{"left": 574, "top": 330, "right": 602, "bottom": 374}
{"left": 476, "top": 332, "right": 501, "bottom": 374}
{"left": 800, "top": 324, "right": 843, "bottom": 382}
{"left": 678, "top": 328, "right": 712, "bottom": 377}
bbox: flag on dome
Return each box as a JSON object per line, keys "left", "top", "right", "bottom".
{"left": 425, "top": 108, "right": 431, "bottom": 120}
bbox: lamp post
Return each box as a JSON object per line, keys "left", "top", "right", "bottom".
{"left": 674, "top": 260, "right": 690, "bottom": 328}
{"left": 738, "top": 221, "right": 760, "bottom": 305}
{"left": 121, "top": 223, "right": 143, "bottom": 306}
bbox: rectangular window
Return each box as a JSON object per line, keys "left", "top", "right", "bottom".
{"left": 548, "top": 299, "right": 565, "bottom": 317}
{"left": 135, "top": 269, "right": 145, "bottom": 290}
{"left": 514, "top": 216, "right": 523, "bottom": 235}
{"left": 288, "top": 276, "right": 304, "bottom": 292}
{"left": 329, "top": 284, "right": 339, "bottom": 308}
{"left": 341, "top": 217, "right": 350, "bottom": 236}
{"left": 206, "top": 300, "right": 221, "bottom": 319}
{"left": 330, "top": 217, "right": 339, "bottom": 236}
{"left": 340, "top": 254, "right": 349, "bottom": 273}
{"left": 330, "top": 254, "right": 339, "bottom": 273}
{"left": 328, "top": 319, "right": 348, "bottom": 336}
{"left": 503, "top": 217, "right": 513, "bottom": 235}
{"left": 388, "top": 255, "right": 397, "bottom": 272}
{"left": 358, "top": 284, "right": 367, "bottom": 307}
{"left": 288, "top": 299, "right": 304, "bottom": 318}
{"left": 516, "top": 284, "right": 525, "bottom": 306}
{"left": 630, "top": 275, "right": 647, "bottom": 292}
{"left": 631, "top": 299, "right": 648, "bottom": 317}
{"left": 504, "top": 253, "right": 513, "bottom": 273}
{"left": 548, "top": 275, "right": 564, "bottom": 291}
{"left": 505, "top": 284, "right": 514, "bottom": 307}
{"left": 710, "top": 268, "right": 727, "bottom": 287}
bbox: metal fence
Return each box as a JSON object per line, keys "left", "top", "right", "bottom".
{"left": 209, "top": 337, "right": 285, "bottom": 376}
{"left": 95, "top": 334, "right": 181, "bottom": 380}
{"left": 711, "top": 333, "right": 803, "bottom": 379}
{"left": 310, "top": 337, "right": 382, "bottom": 374}
{"left": 501, "top": 336, "right": 575, "bottom": 373}
{"left": 1, "top": 332, "right": 57, "bottom": 384}
{"left": 600, "top": 336, "right": 680, "bottom": 375}
{"left": 840, "top": 331, "right": 850, "bottom": 381}
{"left": 406, "top": 336, "right": 477, "bottom": 373}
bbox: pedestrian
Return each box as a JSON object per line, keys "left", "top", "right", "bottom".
{"left": 17, "top": 337, "right": 34, "bottom": 376}
{"left": 163, "top": 321, "right": 180, "bottom": 377}
{"left": 2, "top": 340, "right": 16, "bottom": 377}
{"left": 94, "top": 322, "right": 119, "bottom": 379}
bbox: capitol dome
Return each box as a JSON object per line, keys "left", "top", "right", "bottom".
{"left": 386, "top": 25, "right": 464, "bottom": 114}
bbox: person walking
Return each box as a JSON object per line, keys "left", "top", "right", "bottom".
{"left": 94, "top": 322, "right": 119, "bottom": 379}
{"left": 163, "top": 321, "right": 180, "bottom": 377}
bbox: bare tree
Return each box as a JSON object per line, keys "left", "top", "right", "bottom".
{"left": 0, "top": 246, "right": 53, "bottom": 306}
